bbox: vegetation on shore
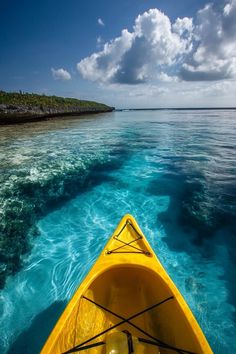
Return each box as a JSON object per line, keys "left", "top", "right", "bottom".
{"left": 0, "top": 90, "right": 110, "bottom": 109}
{"left": 0, "top": 90, "right": 114, "bottom": 124}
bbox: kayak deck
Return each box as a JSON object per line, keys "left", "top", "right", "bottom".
{"left": 41, "top": 215, "right": 212, "bottom": 354}
{"left": 73, "top": 268, "right": 165, "bottom": 353}
{"left": 58, "top": 267, "right": 201, "bottom": 354}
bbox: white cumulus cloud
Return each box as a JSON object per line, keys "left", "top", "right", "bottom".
{"left": 172, "top": 17, "right": 193, "bottom": 36}
{"left": 78, "top": 29, "right": 133, "bottom": 83}
{"left": 78, "top": 9, "right": 193, "bottom": 84}
{"left": 51, "top": 68, "right": 71, "bottom": 81}
{"left": 180, "top": 0, "right": 236, "bottom": 80}
{"left": 98, "top": 18, "right": 105, "bottom": 26}
{"left": 78, "top": 1, "right": 236, "bottom": 85}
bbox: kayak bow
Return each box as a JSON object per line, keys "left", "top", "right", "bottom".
{"left": 41, "top": 214, "right": 212, "bottom": 354}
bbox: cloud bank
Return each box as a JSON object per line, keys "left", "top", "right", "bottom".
{"left": 181, "top": 1, "right": 236, "bottom": 80}
{"left": 51, "top": 68, "right": 71, "bottom": 81}
{"left": 77, "top": 1, "right": 236, "bottom": 84}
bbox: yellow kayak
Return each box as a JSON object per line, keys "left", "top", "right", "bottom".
{"left": 41, "top": 214, "right": 212, "bottom": 354}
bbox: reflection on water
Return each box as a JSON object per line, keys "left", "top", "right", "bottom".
{"left": 0, "top": 110, "right": 235, "bottom": 353}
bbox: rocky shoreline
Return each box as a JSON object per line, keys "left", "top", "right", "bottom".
{"left": 0, "top": 103, "right": 114, "bottom": 125}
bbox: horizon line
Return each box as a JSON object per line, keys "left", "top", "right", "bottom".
{"left": 116, "top": 107, "right": 236, "bottom": 111}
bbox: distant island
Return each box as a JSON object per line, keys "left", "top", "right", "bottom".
{"left": 0, "top": 90, "right": 114, "bottom": 125}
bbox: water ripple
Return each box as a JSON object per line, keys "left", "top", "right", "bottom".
{"left": 0, "top": 110, "right": 235, "bottom": 353}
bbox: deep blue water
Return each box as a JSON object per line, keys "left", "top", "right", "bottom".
{"left": 0, "top": 110, "right": 235, "bottom": 353}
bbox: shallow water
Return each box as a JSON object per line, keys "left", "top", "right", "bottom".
{"left": 0, "top": 110, "right": 235, "bottom": 353}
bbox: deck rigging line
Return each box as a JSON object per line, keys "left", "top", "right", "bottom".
{"left": 62, "top": 295, "right": 196, "bottom": 354}
{"left": 106, "top": 219, "right": 150, "bottom": 255}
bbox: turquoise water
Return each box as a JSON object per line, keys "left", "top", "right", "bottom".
{"left": 0, "top": 110, "right": 235, "bottom": 353}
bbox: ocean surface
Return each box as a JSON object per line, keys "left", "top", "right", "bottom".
{"left": 0, "top": 110, "right": 235, "bottom": 353}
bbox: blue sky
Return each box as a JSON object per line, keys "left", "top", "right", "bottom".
{"left": 1, "top": 0, "right": 236, "bottom": 108}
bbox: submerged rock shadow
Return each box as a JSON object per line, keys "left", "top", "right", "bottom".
{"left": 7, "top": 300, "right": 66, "bottom": 354}
{"left": 0, "top": 139, "right": 132, "bottom": 288}
{"left": 147, "top": 170, "right": 236, "bottom": 319}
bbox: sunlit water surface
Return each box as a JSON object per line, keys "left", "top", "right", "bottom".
{"left": 0, "top": 110, "right": 235, "bottom": 353}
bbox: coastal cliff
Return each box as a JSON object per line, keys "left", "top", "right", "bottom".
{"left": 0, "top": 91, "right": 114, "bottom": 124}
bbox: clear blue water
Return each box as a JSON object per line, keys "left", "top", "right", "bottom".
{"left": 0, "top": 110, "right": 235, "bottom": 353}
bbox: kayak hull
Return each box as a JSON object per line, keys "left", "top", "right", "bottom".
{"left": 41, "top": 214, "right": 212, "bottom": 354}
